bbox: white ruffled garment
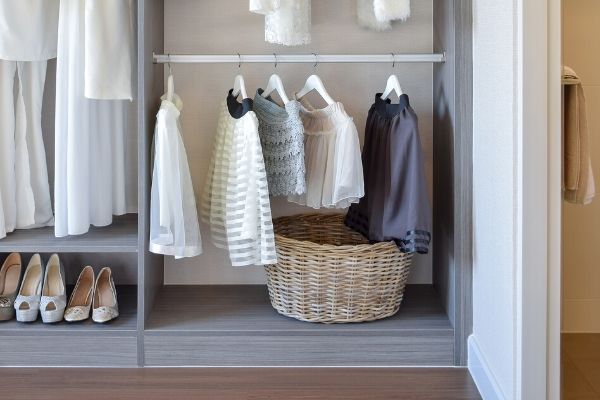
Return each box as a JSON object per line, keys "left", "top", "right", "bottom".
{"left": 289, "top": 99, "right": 364, "bottom": 209}
{"left": 357, "top": 0, "right": 410, "bottom": 31}
{"left": 149, "top": 78, "right": 202, "bottom": 259}
{"left": 250, "top": 0, "right": 311, "bottom": 46}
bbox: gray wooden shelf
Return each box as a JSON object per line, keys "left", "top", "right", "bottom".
{"left": 0, "top": 215, "right": 138, "bottom": 253}
{"left": 0, "top": 285, "right": 138, "bottom": 367}
{"left": 144, "top": 285, "right": 454, "bottom": 366}
{"left": 0, "top": 285, "right": 137, "bottom": 337}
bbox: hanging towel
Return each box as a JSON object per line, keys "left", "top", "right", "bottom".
{"left": 562, "top": 66, "right": 595, "bottom": 205}
{"left": 374, "top": 0, "right": 411, "bottom": 22}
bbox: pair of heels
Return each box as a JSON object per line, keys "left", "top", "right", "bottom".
{"left": 0, "top": 253, "right": 119, "bottom": 324}
{"left": 0, "top": 253, "right": 65, "bottom": 323}
{"left": 64, "top": 266, "right": 119, "bottom": 323}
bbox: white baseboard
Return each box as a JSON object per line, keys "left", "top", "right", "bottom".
{"left": 468, "top": 335, "right": 506, "bottom": 400}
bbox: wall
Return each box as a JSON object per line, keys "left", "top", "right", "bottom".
{"left": 162, "top": 0, "right": 435, "bottom": 285}
{"left": 562, "top": 0, "right": 600, "bottom": 333}
{"left": 469, "top": 0, "right": 520, "bottom": 398}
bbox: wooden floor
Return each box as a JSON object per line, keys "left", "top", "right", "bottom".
{"left": 563, "top": 333, "right": 600, "bottom": 400}
{"left": 0, "top": 368, "right": 481, "bottom": 400}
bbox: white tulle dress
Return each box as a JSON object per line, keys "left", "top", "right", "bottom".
{"left": 201, "top": 91, "right": 277, "bottom": 267}
{"left": 149, "top": 76, "right": 202, "bottom": 259}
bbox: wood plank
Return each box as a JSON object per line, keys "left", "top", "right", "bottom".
{"left": 453, "top": 0, "right": 474, "bottom": 367}
{"left": 0, "top": 215, "right": 138, "bottom": 253}
{"left": 0, "top": 285, "right": 137, "bottom": 336}
{"left": 145, "top": 332, "right": 453, "bottom": 366}
{"left": 0, "top": 368, "right": 481, "bottom": 400}
{"left": 0, "top": 337, "right": 138, "bottom": 367}
{"left": 137, "top": 0, "right": 166, "bottom": 367}
{"left": 145, "top": 285, "right": 453, "bottom": 333}
{"left": 144, "top": 285, "right": 453, "bottom": 366}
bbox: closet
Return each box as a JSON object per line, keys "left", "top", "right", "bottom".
{"left": 0, "top": 0, "right": 472, "bottom": 367}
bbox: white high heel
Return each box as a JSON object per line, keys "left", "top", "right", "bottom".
{"left": 64, "top": 266, "right": 94, "bottom": 322}
{"left": 40, "top": 254, "right": 66, "bottom": 323}
{"left": 92, "top": 267, "right": 119, "bottom": 324}
{"left": 14, "top": 254, "right": 44, "bottom": 323}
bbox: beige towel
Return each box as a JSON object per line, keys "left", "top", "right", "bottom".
{"left": 563, "top": 66, "right": 595, "bottom": 205}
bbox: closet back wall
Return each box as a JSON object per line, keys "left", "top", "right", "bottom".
{"left": 164, "top": 0, "right": 434, "bottom": 285}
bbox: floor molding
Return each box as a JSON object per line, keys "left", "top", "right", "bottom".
{"left": 468, "top": 335, "right": 505, "bottom": 400}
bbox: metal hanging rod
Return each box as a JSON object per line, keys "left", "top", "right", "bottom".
{"left": 153, "top": 52, "right": 446, "bottom": 65}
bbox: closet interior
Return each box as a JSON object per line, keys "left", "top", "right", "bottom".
{"left": 0, "top": 0, "right": 472, "bottom": 367}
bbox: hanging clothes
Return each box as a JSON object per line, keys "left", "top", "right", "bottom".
{"left": 84, "top": 0, "right": 134, "bottom": 100}
{"left": 0, "top": 0, "right": 60, "bottom": 62}
{"left": 0, "top": 0, "right": 59, "bottom": 240}
{"left": 345, "top": 94, "right": 431, "bottom": 254}
{"left": 54, "top": 0, "right": 134, "bottom": 237}
{"left": 356, "top": 0, "right": 410, "bottom": 31}
{"left": 201, "top": 91, "right": 277, "bottom": 267}
{"left": 288, "top": 99, "right": 364, "bottom": 209}
{"left": 149, "top": 77, "right": 202, "bottom": 259}
{"left": 249, "top": 0, "right": 280, "bottom": 14}
{"left": 562, "top": 66, "right": 595, "bottom": 205}
{"left": 0, "top": 61, "right": 55, "bottom": 239}
{"left": 356, "top": 0, "right": 392, "bottom": 31}
{"left": 253, "top": 90, "right": 306, "bottom": 197}
{"left": 250, "top": 0, "right": 311, "bottom": 46}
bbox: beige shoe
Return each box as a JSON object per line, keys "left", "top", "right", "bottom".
{"left": 0, "top": 253, "right": 23, "bottom": 321}
{"left": 64, "top": 266, "right": 94, "bottom": 322}
{"left": 92, "top": 267, "right": 119, "bottom": 324}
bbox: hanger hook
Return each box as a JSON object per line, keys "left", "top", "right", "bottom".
{"left": 237, "top": 53, "right": 242, "bottom": 69}
{"left": 273, "top": 53, "right": 278, "bottom": 69}
{"left": 391, "top": 52, "right": 395, "bottom": 69}
{"left": 168, "top": 54, "right": 173, "bottom": 75}
{"left": 312, "top": 52, "right": 318, "bottom": 71}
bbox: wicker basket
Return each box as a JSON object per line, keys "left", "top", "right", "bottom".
{"left": 265, "top": 214, "right": 413, "bottom": 323}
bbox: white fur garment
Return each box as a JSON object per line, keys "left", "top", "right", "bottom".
{"left": 374, "top": 0, "right": 411, "bottom": 22}
{"left": 356, "top": 0, "right": 392, "bottom": 31}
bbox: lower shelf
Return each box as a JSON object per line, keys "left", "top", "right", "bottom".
{"left": 0, "top": 285, "right": 138, "bottom": 367}
{"left": 144, "top": 285, "right": 454, "bottom": 367}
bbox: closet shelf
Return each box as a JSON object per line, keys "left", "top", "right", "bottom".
{"left": 143, "top": 285, "right": 454, "bottom": 367}
{"left": 0, "top": 215, "right": 138, "bottom": 253}
{"left": 0, "top": 285, "right": 137, "bottom": 337}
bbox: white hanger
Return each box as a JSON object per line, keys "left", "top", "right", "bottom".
{"left": 295, "top": 54, "right": 335, "bottom": 106}
{"left": 262, "top": 54, "right": 290, "bottom": 104}
{"left": 262, "top": 74, "right": 290, "bottom": 104}
{"left": 381, "top": 53, "right": 404, "bottom": 100}
{"left": 232, "top": 75, "right": 249, "bottom": 99}
{"left": 296, "top": 75, "right": 335, "bottom": 105}
{"left": 380, "top": 74, "right": 404, "bottom": 100}
{"left": 231, "top": 53, "right": 249, "bottom": 99}
{"left": 165, "top": 55, "right": 175, "bottom": 102}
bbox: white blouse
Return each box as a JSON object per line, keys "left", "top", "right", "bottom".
{"left": 149, "top": 80, "right": 202, "bottom": 259}
{"left": 201, "top": 93, "right": 277, "bottom": 267}
{"left": 289, "top": 100, "right": 364, "bottom": 209}
{"left": 251, "top": 0, "right": 311, "bottom": 46}
{"left": 84, "top": 0, "right": 134, "bottom": 100}
{"left": 0, "top": 0, "right": 60, "bottom": 61}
